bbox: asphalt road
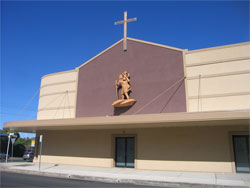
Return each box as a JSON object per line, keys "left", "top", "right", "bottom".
{"left": 1, "top": 171, "right": 164, "bottom": 188}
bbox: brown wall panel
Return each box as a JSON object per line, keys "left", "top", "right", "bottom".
{"left": 76, "top": 39, "right": 186, "bottom": 117}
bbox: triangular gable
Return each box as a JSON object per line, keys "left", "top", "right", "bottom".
{"left": 78, "top": 38, "right": 185, "bottom": 69}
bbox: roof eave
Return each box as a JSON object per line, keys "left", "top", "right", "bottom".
{"left": 3, "top": 111, "right": 250, "bottom": 133}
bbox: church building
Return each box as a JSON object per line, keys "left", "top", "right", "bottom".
{"left": 4, "top": 13, "right": 250, "bottom": 173}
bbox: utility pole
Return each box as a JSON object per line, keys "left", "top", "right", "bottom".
{"left": 6, "top": 133, "right": 14, "bottom": 162}
{"left": 39, "top": 135, "right": 43, "bottom": 171}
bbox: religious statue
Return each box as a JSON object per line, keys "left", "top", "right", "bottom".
{"left": 112, "top": 71, "right": 136, "bottom": 107}
{"left": 116, "top": 71, "right": 131, "bottom": 99}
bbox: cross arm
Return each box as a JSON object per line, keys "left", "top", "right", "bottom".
{"left": 114, "top": 17, "right": 137, "bottom": 25}
{"left": 127, "top": 18, "right": 137, "bottom": 23}
{"left": 114, "top": 20, "right": 125, "bottom": 25}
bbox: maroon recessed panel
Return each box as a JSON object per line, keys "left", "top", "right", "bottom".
{"left": 76, "top": 39, "right": 186, "bottom": 118}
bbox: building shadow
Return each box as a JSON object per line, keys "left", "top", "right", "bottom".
{"left": 113, "top": 106, "right": 133, "bottom": 116}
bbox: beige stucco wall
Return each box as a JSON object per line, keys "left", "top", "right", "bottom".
{"left": 37, "top": 70, "right": 78, "bottom": 120}
{"left": 185, "top": 42, "right": 250, "bottom": 112}
{"left": 34, "top": 125, "right": 248, "bottom": 173}
{"left": 36, "top": 41, "right": 250, "bottom": 119}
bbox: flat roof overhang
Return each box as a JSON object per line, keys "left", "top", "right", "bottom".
{"left": 3, "top": 111, "right": 250, "bottom": 133}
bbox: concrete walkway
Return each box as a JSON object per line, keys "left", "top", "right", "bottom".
{"left": 1, "top": 162, "right": 250, "bottom": 188}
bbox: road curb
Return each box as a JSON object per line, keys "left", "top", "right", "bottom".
{"left": 1, "top": 167, "right": 248, "bottom": 188}
{"left": 1, "top": 167, "right": 69, "bottom": 179}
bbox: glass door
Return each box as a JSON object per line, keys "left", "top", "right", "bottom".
{"left": 115, "top": 137, "right": 126, "bottom": 167}
{"left": 126, "top": 137, "right": 135, "bottom": 167}
{"left": 115, "top": 137, "right": 135, "bottom": 168}
{"left": 233, "top": 135, "right": 250, "bottom": 173}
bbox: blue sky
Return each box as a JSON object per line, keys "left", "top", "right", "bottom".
{"left": 1, "top": 1, "right": 249, "bottom": 137}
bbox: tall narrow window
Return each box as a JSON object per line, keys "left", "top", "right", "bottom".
{"left": 233, "top": 135, "right": 250, "bottom": 173}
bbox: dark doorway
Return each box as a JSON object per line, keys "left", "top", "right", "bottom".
{"left": 233, "top": 135, "right": 250, "bottom": 173}
{"left": 115, "top": 137, "right": 135, "bottom": 168}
